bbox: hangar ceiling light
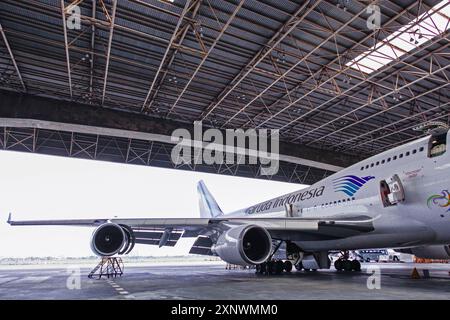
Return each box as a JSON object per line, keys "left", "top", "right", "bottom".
{"left": 347, "top": 0, "right": 450, "bottom": 74}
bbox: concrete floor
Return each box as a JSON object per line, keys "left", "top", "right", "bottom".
{"left": 0, "top": 262, "right": 449, "bottom": 300}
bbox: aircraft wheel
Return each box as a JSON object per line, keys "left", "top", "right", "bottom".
{"left": 295, "top": 261, "right": 303, "bottom": 271}
{"left": 267, "top": 261, "right": 275, "bottom": 275}
{"left": 256, "top": 264, "right": 267, "bottom": 274}
{"left": 334, "top": 259, "right": 343, "bottom": 271}
{"left": 283, "top": 260, "right": 292, "bottom": 273}
{"left": 343, "top": 260, "right": 353, "bottom": 272}
{"left": 275, "top": 260, "right": 284, "bottom": 275}
{"left": 351, "top": 260, "right": 361, "bottom": 272}
{"left": 260, "top": 262, "right": 268, "bottom": 274}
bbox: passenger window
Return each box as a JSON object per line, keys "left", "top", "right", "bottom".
{"left": 387, "top": 158, "right": 391, "bottom": 162}
{"left": 370, "top": 163, "right": 374, "bottom": 167}
{"left": 393, "top": 155, "right": 397, "bottom": 160}
{"left": 376, "top": 161, "right": 379, "bottom": 165}
{"left": 381, "top": 159, "right": 385, "bottom": 164}
{"left": 361, "top": 166, "right": 364, "bottom": 171}
{"left": 406, "top": 151, "right": 410, "bottom": 156}
{"left": 419, "top": 146, "right": 424, "bottom": 152}
{"left": 399, "top": 154, "right": 403, "bottom": 158}
{"left": 412, "top": 149, "right": 417, "bottom": 154}
{"left": 365, "top": 165, "right": 369, "bottom": 169}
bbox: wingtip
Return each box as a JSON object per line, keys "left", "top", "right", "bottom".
{"left": 7, "top": 212, "right": 12, "bottom": 224}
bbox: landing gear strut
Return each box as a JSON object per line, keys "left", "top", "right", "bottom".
{"left": 334, "top": 251, "right": 361, "bottom": 272}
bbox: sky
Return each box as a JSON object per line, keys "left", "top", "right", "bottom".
{"left": 0, "top": 150, "right": 305, "bottom": 258}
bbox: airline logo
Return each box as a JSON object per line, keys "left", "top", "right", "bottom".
{"left": 333, "top": 175, "right": 375, "bottom": 197}
{"left": 427, "top": 190, "right": 450, "bottom": 212}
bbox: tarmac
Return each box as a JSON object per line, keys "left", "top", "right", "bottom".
{"left": 0, "top": 262, "right": 449, "bottom": 300}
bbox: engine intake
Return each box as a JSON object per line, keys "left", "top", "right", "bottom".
{"left": 212, "top": 225, "right": 272, "bottom": 266}
{"left": 91, "top": 223, "right": 131, "bottom": 256}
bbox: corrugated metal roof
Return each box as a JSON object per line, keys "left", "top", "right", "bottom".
{"left": 0, "top": 0, "right": 448, "bottom": 156}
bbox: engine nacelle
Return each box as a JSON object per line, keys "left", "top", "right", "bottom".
{"left": 90, "top": 223, "right": 130, "bottom": 256}
{"left": 396, "top": 245, "right": 450, "bottom": 259}
{"left": 212, "top": 225, "right": 272, "bottom": 266}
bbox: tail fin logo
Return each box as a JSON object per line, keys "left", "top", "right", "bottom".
{"left": 333, "top": 175, "right": 375, "bottom": 197}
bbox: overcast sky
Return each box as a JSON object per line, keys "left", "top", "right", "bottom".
{"left": 0, "top": 150, "right": 304, "bottom": 258}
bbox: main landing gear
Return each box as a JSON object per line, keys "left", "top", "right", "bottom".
{"left": 255, "top": 259, "right": 292, "bottom": 275}
{"left": 334, "top": 251, "right": 361, "bottom": 272}
{"left": 255, "top": 240, "right": 293, "bottom": 275}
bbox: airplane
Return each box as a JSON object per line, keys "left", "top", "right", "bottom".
{"left": 7, "top": 124, "right": 450, "bottom": 275}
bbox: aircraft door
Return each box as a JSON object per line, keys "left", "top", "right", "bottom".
{"left": 380, "top": 174, "right": 405, "bottom": 207}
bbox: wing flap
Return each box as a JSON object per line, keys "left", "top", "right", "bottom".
{"left": 189, "top": 236, "right": 214, "bottom": 255}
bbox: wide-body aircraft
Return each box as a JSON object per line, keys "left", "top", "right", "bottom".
{"left": 8, "top": 127, "right": 450, "bottom": 274}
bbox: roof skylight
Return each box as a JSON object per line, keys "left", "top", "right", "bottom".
{"left": 347, "top": 1, "right": 450, "bottom": 74}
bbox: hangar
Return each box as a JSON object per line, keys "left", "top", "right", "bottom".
{"left": 0, "top": 0, "right": 447, "bottom": 185}
{"left": 0, "top": 0, "right": 449, "bottom": 301}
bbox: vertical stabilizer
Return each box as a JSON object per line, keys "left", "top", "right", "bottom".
{"left": 197, "top": 180, "right": 223, "bottom": 218}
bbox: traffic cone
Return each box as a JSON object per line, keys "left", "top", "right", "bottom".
{"left": 411, "top": 267, "right": 421, "bottom": 279}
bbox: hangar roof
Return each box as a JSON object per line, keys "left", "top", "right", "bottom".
{"left": 0, "top": 0, "right": 448, "bottom": 183}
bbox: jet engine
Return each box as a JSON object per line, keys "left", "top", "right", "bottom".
{"left": 90, "top": 223, "right": 133, "bottom": 256}
{"left": 396, "top": 245, "right": 450, "bottom": 259}
{"left": 212, "top": 225, "right": 272, "bottom": 266}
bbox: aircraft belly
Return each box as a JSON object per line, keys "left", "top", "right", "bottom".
{"left": 295, "top": 229, "right": 436, "bottom": 251}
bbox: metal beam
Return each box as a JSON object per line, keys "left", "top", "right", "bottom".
{"left": 166, "top": 0, "right": 245, "bottom": 117}
{"left": 342, "top": 101, "right": 450, "bottom": 152}
{"left": 101, "top": 0, "right": 118, "bottom": 105}
{"left": 0, "top": 22, "right": 26, "bottom": 92}
{"left": 144, "top": 0, "right": 203, "bottom": 113}
{"left": 254, "top": 1, "right": 447, "bottom": 132}
{"left": 140, "top": 0, "right": 194, "bottom": 112}
{"left": 219, "top": 1, "right": 377, "bottom": 128}
{"left": 60, "top": 0, "right": 73, "bottom": 98}
{"left": 281, "top": 40, "right": 449, "bottom": 142}
{"left": 0, "top": 90, "right": 361, "bottom": 170}
{"left": 251, "top": 1, "right": 431, "bottom": 129}
{"left": 199, "top": 0, "right": 321, "bottom": 121}
{"left": 305, "top": 75, "right": 450, "bottom": 145}
{"left": 89, "top": 0, "right": 96, "bottom": 96}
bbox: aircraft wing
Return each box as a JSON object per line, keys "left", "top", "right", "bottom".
{"left": 7, "top": 213, "right": 376, "bottom": 248}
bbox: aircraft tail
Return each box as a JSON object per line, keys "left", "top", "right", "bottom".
{"left": 197, "top": 180, "right": 223, "bottom": 218}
